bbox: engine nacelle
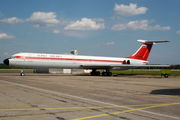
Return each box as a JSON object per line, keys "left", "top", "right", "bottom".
{"left": 70, "top": 49, "right": 78, "bottom": 55}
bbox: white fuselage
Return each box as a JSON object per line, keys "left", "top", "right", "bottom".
{"left": 9, "top": 52, "right": 147, "bottom": 70}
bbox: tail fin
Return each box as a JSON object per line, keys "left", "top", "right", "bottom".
{"left": 125, "top": 40, "right": 169, "bottom": 61}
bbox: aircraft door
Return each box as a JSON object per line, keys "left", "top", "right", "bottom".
{"left": 73, "top": 56, "right": 76, "bottom": 64}
{"left": 28, "top": 54, "right": 33, "bottom": 62}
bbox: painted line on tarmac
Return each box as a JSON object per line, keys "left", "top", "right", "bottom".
{"left": 0, "top": 103, "right": 168, "bottom": 111}
{"left": 0, "top": 83, "right": 38, "bottom": 87}
{"left": 160, "top": 94, "right": 180, "bottom": 98}
{"left": 8, "top": 76, "right": 180, "bottom": 103}
{"left": 72, "top": 102, "right": 180, "bottom": 120}
{"left": 1, "top": 80, "right": 180, "bottom": 120}
{"left": 0, "top": 109, "right": 93, "bottom": 118}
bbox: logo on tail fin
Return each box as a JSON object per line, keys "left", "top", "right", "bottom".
{"left": 143, "top": 45, "right": 147, "bottom": 48}
{"left": 125, "top": 43, "right": 153, "bottom": 61}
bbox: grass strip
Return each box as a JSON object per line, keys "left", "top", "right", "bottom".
{"left": 0, "top": 69, "right": 33, "bottom": 73}
{"left": 0, "top": 69, "right": 179, "bottom": 76}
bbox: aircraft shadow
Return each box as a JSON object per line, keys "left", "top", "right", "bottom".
{"left": 150, "top": 89, "right": 180, "bottom": 95}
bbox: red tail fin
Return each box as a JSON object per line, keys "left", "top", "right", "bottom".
{"left": 125, "top": 40, "right": 169, "bottom": 61}
{"left": 125, "top": 43, "right": 153, "bottom": 61}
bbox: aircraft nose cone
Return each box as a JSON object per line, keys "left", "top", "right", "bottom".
{"left": 3, "top": 58, "right": 9, "bottom": 65}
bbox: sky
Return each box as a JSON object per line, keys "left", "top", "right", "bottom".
{"left": 0, "top": 0, "right": 180, "bottom": 64}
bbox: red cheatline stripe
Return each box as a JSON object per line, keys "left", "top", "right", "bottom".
{"left": 15, "top": 56, "right": 123, "bottom": 63}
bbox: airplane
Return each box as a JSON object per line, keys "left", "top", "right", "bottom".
{"left": 3, "top": 40, "right": 175, "bottom": 76}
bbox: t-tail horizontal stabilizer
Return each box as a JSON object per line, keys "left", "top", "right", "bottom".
{"left": 125, "top": 40, "right": 169, "bottom": 61}
{"left": 137, "top": 40, "right": 169, "bottom": 44}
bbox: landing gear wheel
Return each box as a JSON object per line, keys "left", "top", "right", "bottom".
{"left": 107, "top": 72, "right": 112, "bottom": 76}
{"left": 95, "top": 71, "right": 100, "bottom": 76}
{"left": 20, "top": 69, "right": 25, "bottom": 76}
{"left": 91, "top": 71, "right": 100, "bottom": 76}
{"left": 164, "top": 74, "right": 169, "bottom": 78}
{"left": 20, "top": 72, "right": 25, "bottom": 76}
{"left": 102, "top": 72, "right": 107, "bottom": 76}
{"left": 91, "top": 72, "right": 96, "bottom": 76}
{"left": 102, "top": 72, "right": 112, "bottom": 76}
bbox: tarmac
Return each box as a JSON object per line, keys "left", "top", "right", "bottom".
{"left": 0, "top": 73, "right": 180, "bottom": 120}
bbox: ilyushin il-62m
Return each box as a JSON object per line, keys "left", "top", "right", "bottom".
{"left": 3, "top": 40, "right": 175, "bottom": 76}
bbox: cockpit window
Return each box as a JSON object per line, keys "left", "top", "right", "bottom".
{"left": 11, "top": 56, "right": 16, "bottom": 59}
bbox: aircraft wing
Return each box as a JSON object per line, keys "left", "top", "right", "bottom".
{"left": 80, "top": 64, "right": 175, "bottom": 69}
{"left": 80, "top": 64, "right": 111, "bottom": 69}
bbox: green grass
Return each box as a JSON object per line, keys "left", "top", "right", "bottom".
{"left": 0, "top": 69, "right": 179, "bottom": 76}
{"left": 0, "top": 69, "right": 33, "bottom": 73}
{"left": 171, "top": 71, "right": 180, "bottom": 76}
{"left": 99, "top": 70, "right": 180, "bottom": 76}
{"left": 111, "top": 70, "right": 160, "bottom": 75}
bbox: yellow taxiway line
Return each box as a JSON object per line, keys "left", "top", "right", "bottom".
{"left": 71, "top": 102, "right": 180, "bottom": 120}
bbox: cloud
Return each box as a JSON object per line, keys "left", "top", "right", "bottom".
{"left": 105, "top": 42, "right": 115, "bottom": 45}
{"left": 4, "top": 52, "right": 8, "bottom": 55}
{"left": 26, "top": 12, "right": 60, "bottom": 27}
{"left": 63, "top": 31, "right": 89, "bottom": 38}
{"left": 111, "top": 20, "right": 171, "bottom": 31}
{"left": 92, "top": 18, "right": 105, "bottom": 22}
{"left": 0, "top": 12, "right": 3, "bottom": 16}
{"left": 53, "top": 30, "right": 60, "bottom": 34}
{"left": 2, "top": 52, "right": 9, "bottom": 57}
{"left": 176, "top": 30, "right": 180, "bottom": 34}
{"left": 114, "top": 3, "right": 148, "bottom": 16}
{"left": 0, "top": 17, "right": 24, "bottom": 24}
{"left": 0, "top": 33, "right": 15, "bottom": 39}
{"left": 97, "top": 42, "right": 115, "bottom": 47}
{"left": 64, "top": 18, "right": 105, "bottom": 30}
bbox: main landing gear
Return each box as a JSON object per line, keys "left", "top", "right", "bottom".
{"left": 20, "top": 69, "right": 25, "bottom": 76}
{"left": 90, "top": 69, "right": 112, "bottom": 76}
{"left": 102, "top": 71, "right": 112, "bottom": 76}
{"left": 90, "top": 69, "right": 100, "bottom": 76}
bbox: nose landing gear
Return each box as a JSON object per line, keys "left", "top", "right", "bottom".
{"left": 20, "top": 69, "right": 25, "bottom": 76}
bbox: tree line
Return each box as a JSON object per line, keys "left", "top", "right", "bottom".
{"left": 0, "top": 63, "right": 22, "bottom": 69}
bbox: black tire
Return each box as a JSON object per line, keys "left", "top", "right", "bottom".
{"left": 108, "top": 72, "right": 112, "bottom": 76}
{"left": 102, "top": 72, "right": 107, "bottom": 76}
{"left": 91, "top": 72, "right": 95, "bottom": 76}
{"left": 102, "top": 72, "right": 104, "bottom": 76}
{"left": 20, "top": 73, "right": 25, "bottom": 76}
{"left": 164, "top": 74, "right": 169, "bottom": 78}
{"left": 95, "top": 71, "right": 100, "bottom": 76}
